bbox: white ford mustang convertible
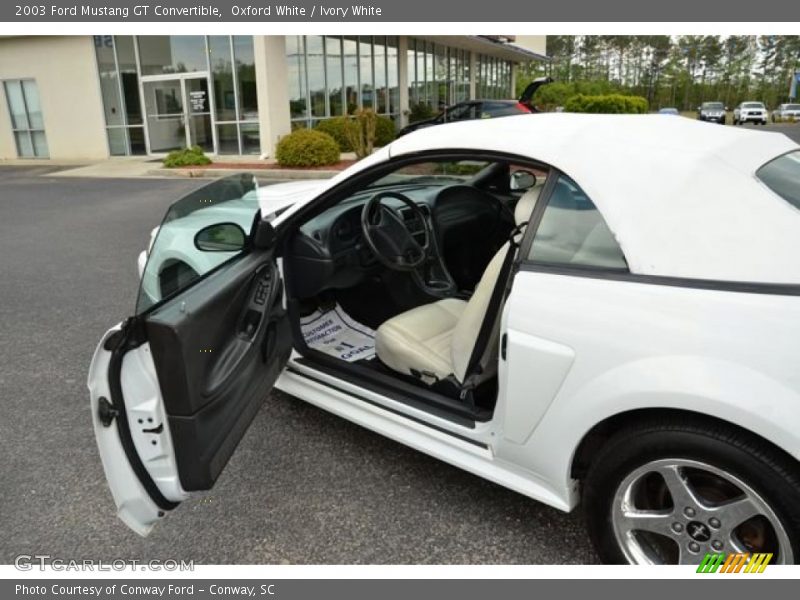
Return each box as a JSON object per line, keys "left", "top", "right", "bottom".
{"left": 89, "top": 114, "right": 800, "bottom": 565}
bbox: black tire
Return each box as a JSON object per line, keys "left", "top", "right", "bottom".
{"left": 582, "top": 417, "right": 800, "bottom": 564}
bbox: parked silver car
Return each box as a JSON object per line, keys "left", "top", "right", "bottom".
{"left": 772, "top": 103, "right": 800, "bottom": 123}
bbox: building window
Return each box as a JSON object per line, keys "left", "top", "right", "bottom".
{"left": 476, "top": 54, "right": 512, "bottom": 99}
{"left": 210, "top": 35, "right": 261, "bottom": 154}
{"left": 137, "top": 36, "right": 207, "bottom": 76}
{"left": 286, "top": 35, "right": 401, "bottom": 129}
{"left": 407, "top": 38, "right": 471, "bottom": 113}
{"left": 3, "top": 79, "right": 48, "bottom": 158}
{"left": 94, "top": 35, "right": 259, "bottom": 156}
{"left": 93, "top": 35, "right": 146, "bottom": 156}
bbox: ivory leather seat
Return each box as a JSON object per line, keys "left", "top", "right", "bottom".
{"left": 374, "top": 185, "right": 541, "bottom": 384}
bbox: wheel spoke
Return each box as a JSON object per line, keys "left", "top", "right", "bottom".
{"left": 657, "top": 464, "right": 703, "bottom": 510}
{"left": 715, "top": 495, "right": 761, "bottom": 528}
{"left": 728, "top": 531, "right": 750, "bottom": 555}
{"left": 619, "top": 509, "right": 674, "bottom": 536}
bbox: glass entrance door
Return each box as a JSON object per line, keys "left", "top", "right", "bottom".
{"left": 184, "top": 77, "right": 213, "bottom": 153}
{"left": 142, "top": 75, "right": 214, "bottom": 153}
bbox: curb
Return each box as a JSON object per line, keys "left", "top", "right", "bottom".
{"left": 147, "top": 167, "right": 339, "bottom": 180}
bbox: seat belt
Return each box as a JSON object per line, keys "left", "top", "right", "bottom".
{"left": 459, "top": 222, "right": 527, "bottom": 404}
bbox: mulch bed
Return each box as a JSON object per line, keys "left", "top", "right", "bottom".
{"left": 187, "top": 160, "right": 358, "bottom": 171}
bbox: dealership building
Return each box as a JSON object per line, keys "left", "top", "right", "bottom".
{"left": 0, "top": 35, "right": 546, "bottom": 161}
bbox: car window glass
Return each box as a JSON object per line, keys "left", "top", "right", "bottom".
{"left": 367, "top": 160, "right": 491, "bottom": 188}
{"left": 528, "top": 174, "right": 627, "bottom": 270}
{"left": 445, "top": 104, "right": 472, "bottom": 122}
{"left": 757, "top": 151, "right": 800, "bottom": 211}
{"left": 136, "top": 173, "right": 259, "bottom": 314}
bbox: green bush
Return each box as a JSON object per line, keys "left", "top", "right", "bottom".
{"left": 409, "top": 102, "right": 435, "bottom": 123}
{"left": 163, "top": 146, "right": 212, "bottom": 168}
{"left": 315, "top": 117, "right": 352, "bottom": 152}
{"left": 564, "top": 93, "right": 649, "bottom": 114}
{"left": 316, "top": 114, "right": 396, "bottom": 152}
{"left": 526, "top": 80, "right": 624, "bottom": 111}
{"left": 375, "top": 115, "right": 396, "bottom": 147}
{"left": 275, "top": 129, "right": 340, "bottom": 167}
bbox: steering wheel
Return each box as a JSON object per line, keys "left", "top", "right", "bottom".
{"left": 361, "top": 191, "right": 431, "bottom": 272}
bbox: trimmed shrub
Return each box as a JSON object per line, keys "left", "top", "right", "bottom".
{"left": 315, "top": 117, "right": 352, "bottom": 152}
{"left": 375, "top": 115, "right": 396, "bottom": 147}
{"left": 564, "top": 93, "right": 649, "bottom": 114}
{"left": 316, "top": 114, "right": 396, "bottom": 153}
{"left": 163, "top": 146, "right": 212, "bottom": 168}
{"left": 275, "top": 129, "right": 340, "bottom": 167}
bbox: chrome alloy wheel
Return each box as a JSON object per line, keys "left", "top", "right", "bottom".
{"left": 611, "top": 458, "right": 793, "bottom": 565}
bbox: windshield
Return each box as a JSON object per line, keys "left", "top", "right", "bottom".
{"left": 785, "top": 104, "right": 800, "bottom": 110}
{"left": 703, "top": 102, "right": 724, "bottom": 109}
{"left": 136, "top": 173, "right": 259, "bottom": 314}
{"left": 757, "top": 151, "right": 800, "bottom": 211}
{"left": 367, "top": 160, "right": 491, "bottom": 188}
{"left": 743, "top": 102, "right": 765, "bottom": 109}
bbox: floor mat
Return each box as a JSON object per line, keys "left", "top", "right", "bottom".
{"left": 300, "top": 304, "right": 376, "bottom": 362}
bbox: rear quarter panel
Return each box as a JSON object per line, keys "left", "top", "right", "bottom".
{"left": 496, "top": 270, "right": 800, "bottom": 509}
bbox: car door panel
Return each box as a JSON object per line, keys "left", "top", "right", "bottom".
{"left": 89, "top": 174, "right": 293, "bottom": 536}
{"left": 146, "top": 253, "right": 291, "bottom": 491}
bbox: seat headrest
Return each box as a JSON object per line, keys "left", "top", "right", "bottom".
{"left": 514, "top": 184, "right": 542, "bottom": 226}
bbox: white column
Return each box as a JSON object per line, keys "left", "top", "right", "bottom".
{"left": 398, "top": 36, "right": 409, "bottom": 128}
{"left": 254, "top": 35, "right": 292, "bottom": 159}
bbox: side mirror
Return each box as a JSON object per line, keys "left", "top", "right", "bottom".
{"left": 252, "top": 219, "right": 277, "bottom": 250}
{"left": 510, "top": 170, "right": 537, "bottom": 191}
{"left": 194, "top": 222, "right": 246, "bottom": 252}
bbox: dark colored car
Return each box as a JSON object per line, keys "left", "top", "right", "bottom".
{"left": 397, "top": 77, "right": 553, "bottom": 137}
{"left": 697, "top": 101, "right": 727, "bottom": 124}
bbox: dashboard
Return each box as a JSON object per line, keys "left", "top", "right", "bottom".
{"left": 286, "top": 182, "right": 511, "bottom": 300}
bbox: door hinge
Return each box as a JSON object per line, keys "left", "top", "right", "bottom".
{"left": 98, "top": 396, "right": 119, "bottom": 427}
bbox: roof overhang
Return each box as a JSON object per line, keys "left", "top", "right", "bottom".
{"left": 414, "top": 35, "right": 550, "bottom": 63}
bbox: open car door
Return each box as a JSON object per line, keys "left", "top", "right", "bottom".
{"left": 87, "top": 174, "right": 292, "bottom": 536}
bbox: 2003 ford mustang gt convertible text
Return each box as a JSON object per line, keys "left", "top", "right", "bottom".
{"left": 89, "top": 114, "right": 800, "bottom": 565}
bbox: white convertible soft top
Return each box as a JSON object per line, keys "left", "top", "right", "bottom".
{"left": 386, "top": 114, "right": 800, "bottom": 284}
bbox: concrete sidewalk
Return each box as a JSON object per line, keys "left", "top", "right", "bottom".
{"left": 0, "top": 154, "right": 349, "bottom": 180}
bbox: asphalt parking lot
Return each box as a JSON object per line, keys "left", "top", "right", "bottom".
{"left": 0, "top": 166, "right": 597, "bottom": 564}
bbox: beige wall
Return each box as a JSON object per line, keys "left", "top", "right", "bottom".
{"left": 254, "top": 35, "right": 292, "bottom": 158}
{"left": 514, "top": 36, "right": 547, "bottom": 56}
{"left": 0, "top": 36, "right": 108, "bottom": 160}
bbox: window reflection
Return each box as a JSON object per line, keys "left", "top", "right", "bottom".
{"left": 209, "top": 36, "right": 236, "bottom": 122}
{"left": 359, "top": 36, "right": 373, "bottom": 109}
{"left": 306, "top": 36, "right": 326, "bottom": 118}
{"left": 93, "top": 35, "right": 145, "bottom": 156}
{"left": 287, "top": 35, "right": 307, "bottom": 120}
{"left": 325, "top": 37, "right": 344, "bottom": 116}
{"left": 234, "top": 36, "right": 257, "bottom": 120}
{"left": 138, "top": 36, "right": 207, "bottom": 75}
{"left": 287, "top": 35, "right": 401, "bottom": 128}
{"left": 374, "top": 36, "right": 387, "bottom": 113}
{"left": 343, "top": 36, "right": 359, "bottom": 113}
{"left": 96, "top": 35, "right": 258, "bottom": 156}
